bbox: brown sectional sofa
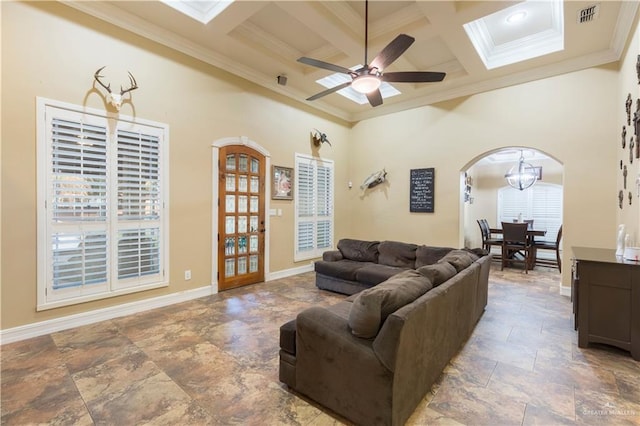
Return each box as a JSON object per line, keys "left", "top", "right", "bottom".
{"left": 279, "top": 240, "right": 491, "bottom": 426}
{"left": 314, "top": 239, "right": 455, "bottom": 295}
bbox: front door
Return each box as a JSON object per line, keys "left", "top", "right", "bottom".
{"left": 218, "top": 146, "right": 266, "bottom": 290}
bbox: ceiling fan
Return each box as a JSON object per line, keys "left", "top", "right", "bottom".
{"left": 298, "top": 0, "right": 446, "bottom": 107}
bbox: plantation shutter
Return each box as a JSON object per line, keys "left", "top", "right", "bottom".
{"left": 296, "top": 161, "right": 315, "bottom": 252}
{"left": 530, "top": 185, "right": 563, "bottom": 243}
{"left": 497, "top": 183, "right": 563, "bottom": 243}
{"left": 316, "top": 162, "right": 333, "bottom": 250}
{"left": 50, "top": 117, "right": 109, "bottom": 293}
{"left": 295, "top": 154, "right": 334, "bottom": 260}
{"left": 116, "top": 129, "right": 162, "bottom": 283}
{"left": 38, "top": 99, "right": 168, "bottom": 310}
{"left": 497, "top": 187, "right": 528, "bottom": 223}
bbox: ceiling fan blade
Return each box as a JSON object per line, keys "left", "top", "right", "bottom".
{"left": 370, "top": 34, "right": 415, "bottom": 71}
{"left": 306, "top": 81, "right": 352, "bottom": 101}
{"left": 366, "top": 89, "right": 383, "bottom": 107}
{"left": 297, "top": 57, "right": 353, "bottom": 75}
{"left": 382, "top": 71, "right": 446, "bottom": 83}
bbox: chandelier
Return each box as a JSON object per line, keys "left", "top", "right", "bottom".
{"left": 504, "top": 151, "right": 537, "bottom": 190}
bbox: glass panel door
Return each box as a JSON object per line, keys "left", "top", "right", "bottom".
{"left": 218, "top": 146, "right": 265, "bottom": 290}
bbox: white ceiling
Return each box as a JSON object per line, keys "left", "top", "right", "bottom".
{"left": 65, "top": 1, "right": 638, "bottom": 123}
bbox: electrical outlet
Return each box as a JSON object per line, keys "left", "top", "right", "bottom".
{"left": 184, "top": 270, "right": 191, "bottom": 280}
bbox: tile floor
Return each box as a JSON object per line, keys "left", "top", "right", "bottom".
{"left": 2, "top": 265, "right": 640, "bottom": 425}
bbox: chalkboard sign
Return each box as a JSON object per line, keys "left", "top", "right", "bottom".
{"left": 410, "top": 168, "right": 434, "bottom": 213}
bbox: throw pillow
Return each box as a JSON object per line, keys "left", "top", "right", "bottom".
{"left": 337, "top": 239, "right": 380, "bottom": 262}
{"left": 377, "top": 241, "right": 418, "bottom": 268}
{"left": 417, "top": 262, "right": 457, "bottom": 286}
{"left": 415, "top": 245, "right": 454, "bottom": 268}
{"left": 349, "top": 270, "right": 433, "bottom": 338}
{"left": 464, "top": 247, "right": 486, "bottom": 257}
{"left": 437, "top": 249, "right": 476, "bottom": 272}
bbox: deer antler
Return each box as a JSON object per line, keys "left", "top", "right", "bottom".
{"left": 120, "top": 72, "right": 138, "bottom": 95}
{"left": 94, "top": 66, "right": 112, "bottom": 93}
{"left": 93, "top": 66, "right": 139, "bottom": 111}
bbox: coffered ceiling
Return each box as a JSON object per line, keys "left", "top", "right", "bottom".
{"left": 64, "top": 1, "right": 638, "bottom": 123}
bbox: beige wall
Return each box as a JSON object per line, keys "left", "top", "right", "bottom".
{"left": 1, "top": 1, "right": 637, "bottom": 331}
{"left": 617, "top": 14, "right": 640, "bottom": 246}
{"left": 348, "top": 66, "right": 620, "bottom": 289}
{"left": 0, "top": 2, "right": 352, "bottom": 329}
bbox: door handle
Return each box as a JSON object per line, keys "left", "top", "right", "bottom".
{"left": 260, "top": 228, "right": 266, "bottom": 233}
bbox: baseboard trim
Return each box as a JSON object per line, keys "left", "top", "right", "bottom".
{"left": 1, "top": 264, "right": 316, "bottom": 345}
{"left": 559, "top": 284, "right": 572, "bottom": 297}
{"left": 0, "top": 285, "right": 215, "bottom": 345}
{"left": 266, "top": 263, "right": 314, "bottom": 281}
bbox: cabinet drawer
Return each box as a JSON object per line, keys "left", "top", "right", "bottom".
{"left": 579, "top": 263, "right": 631, "bottom": 289}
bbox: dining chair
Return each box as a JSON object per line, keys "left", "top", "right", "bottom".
{"left": 532, "top": 225, "right": 562, "bottom": 272}
{"left": 501, "top": 221, "right": 532, "bottom": 273}
{"left": 477, "top": 219, "right": 502, "bottom": 261}
{"left": 512, "top": 219, "right": 534, "bottom": 228}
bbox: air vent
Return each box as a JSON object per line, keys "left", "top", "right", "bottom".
{"left": 577, "top": 4, "right": 599, "bottom": 23}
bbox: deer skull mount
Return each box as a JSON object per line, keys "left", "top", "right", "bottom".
{"left": 312, "top": 129, "right": 331, "bottom": 147}
{"left": 94, "top": 66, "right": 138, "bottom": 111}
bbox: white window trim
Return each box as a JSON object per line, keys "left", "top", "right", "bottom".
{"left": 36, "top": 97, "right": 170, "bottom": 311}
{"left": 294, "top": 153, "right": 334, "bottom": 261}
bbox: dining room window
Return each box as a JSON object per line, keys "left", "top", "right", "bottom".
{"left": 497, "top": 183, "right": 562, "bottom": 243}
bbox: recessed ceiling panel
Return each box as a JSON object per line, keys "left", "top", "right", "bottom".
{"left": 484, "top": 2, "right": 555, "bottom": 45}
{"left": 464, "top": 0, "right": 564, "bottom": 70}
{"left": 244, "top": 3, "right": 327, "bottom": 55}
{"left": 403, "top": 37, "right": 457, "bottom": 71}
{"left": 349, "top": 1, "right": 414, "bottom": 21}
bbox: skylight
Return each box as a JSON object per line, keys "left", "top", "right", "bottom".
{"left": 316, "top": 65, "right": 401, "bottom": 105}
{"left": 160, "top": 0, "right": 234, "bottom": 25}
{"left": 463, "top": 0, "right": 564, "bottom": 70}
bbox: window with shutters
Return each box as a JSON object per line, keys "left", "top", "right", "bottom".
{"left": 497, "top": 183, "right": 563, "bottom": 244}
{"left": 37, "top": 98, "right": 168, "bottom": 310}
{"left": 294, "top": 154, "right": 334, "bottom": 261}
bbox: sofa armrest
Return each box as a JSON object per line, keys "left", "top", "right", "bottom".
{"left": 295, "top": 307, "right": 394, "bottom": 425}
{"left": 322, "top": 250, "right": 343, "bottom": 261}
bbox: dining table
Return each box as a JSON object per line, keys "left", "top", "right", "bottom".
{"left": 489, "top": 227, "right": 546, "bottom": 239}
{"left": 489, "top": 227, "right": 547, "bottom": 268}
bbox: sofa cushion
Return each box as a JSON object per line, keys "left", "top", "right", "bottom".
{"left": 437, "top": 249, "right": 478, "bottom": 272}
{"left": 416, "top": 262, "right": 457, "bottom": 286}
{"left": 337, "top": 239, "right": 380, "bottom": 262}
{"left": 415, "top": 245, "right": 454, "bottom": 268}
{"left": 348, "top": 270, "right": 433, "bottom": 338}
{"left": 355, "top": 264, "right": 407, "bottom": 287}
{"left": 314, "top": 259, "right": 369, "bottom": 281}
{"left": 377, "top": 241, "right": 418, "bottom": 268}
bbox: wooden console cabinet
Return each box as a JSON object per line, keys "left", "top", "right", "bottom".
{"left": 572, "top": 247, "right": 640, "bottom": 360}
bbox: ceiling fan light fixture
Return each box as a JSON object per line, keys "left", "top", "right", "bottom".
{"left": 351, "top": 74, "right": 381, "bottom": 94}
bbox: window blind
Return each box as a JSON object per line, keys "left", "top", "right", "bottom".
{"left": 38, "top": 100, "right": 168, "bottom": 309}
{"left": 497, "top": 183, "right": 563, "bottom": 244}
{"left": 294, "top": 154, "right": 334, "bottom": 260}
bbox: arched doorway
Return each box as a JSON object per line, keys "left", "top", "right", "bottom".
{"left": 460, "top": 147, "right": 564, "bottom": 256}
